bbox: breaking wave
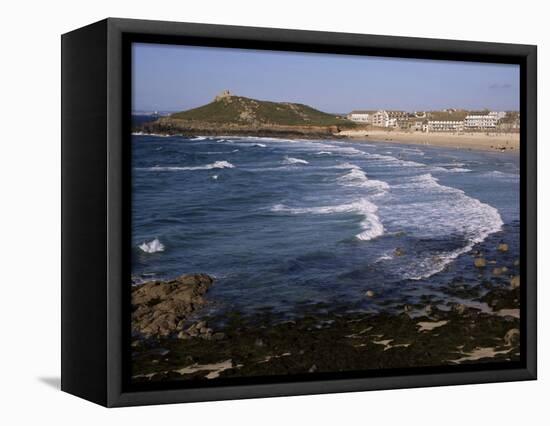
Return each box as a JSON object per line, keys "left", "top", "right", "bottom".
{"left": 283, "top": 156, "right": 309, "bottom": 165}
{"left": 388, "top": 173, "right": 503, "bottom": 280}
{"left": 137, "top": 161, "right": 235, "bottom": 171}
{"left": 446, "top": 167, "right": 472, "bottom": 173}
{"left": 138, "top": 238, "right": 165, "bottom": 253}
{"left": 336, "top": 164, "right": 390, "bottom": 195}
{"left": 271, "top": 199, "right": 384, "bottom": 241}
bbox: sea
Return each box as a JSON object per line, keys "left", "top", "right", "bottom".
{"left": 131, "top": 133, "right": 520, "bottom": 319}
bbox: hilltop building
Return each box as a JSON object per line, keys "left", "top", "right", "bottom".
{"left": 215, "top": 89, "right": 234, "bottom": 101}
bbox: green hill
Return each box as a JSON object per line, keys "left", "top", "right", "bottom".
{"left": 169, "top": 91, "right": 354, "bottom": 127}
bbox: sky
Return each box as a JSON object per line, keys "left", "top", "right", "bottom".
{"left": 132, "top": 42, "right": 520, "bottom": 114}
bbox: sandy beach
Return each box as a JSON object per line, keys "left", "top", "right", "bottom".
{"left": 338, "top": 129, "right": 519, "bottom": 152}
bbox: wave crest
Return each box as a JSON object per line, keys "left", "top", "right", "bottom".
{"left": 138, "top": 238, "right": 165, "bottom": 253}
{"left": 283, "top": 156, "right": 309, "bottom": 165}
{"left": 271, "top": 199, "right": 384, "bottom": 241}
{"left": 336, "top": 165, "right": 390, "bottom": 194}
{"left": 388, "top": 173, "right": 503, "bottom": 280}
{"left": 137, "top": 160, "right": 235, "bottom": 171}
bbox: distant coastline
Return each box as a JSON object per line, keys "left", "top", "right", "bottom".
{"left": 133, "top": 91, "right": 520, "bottom": 153}
{"left": 132, "top": 127, "right": 519, "bottom": 153}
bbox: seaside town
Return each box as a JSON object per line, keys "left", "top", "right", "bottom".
{"left": 344, "top": 108, "right": 520, "bottom": 132}
{"left": 135, "top": 91, "right": 521, "bottom": 152}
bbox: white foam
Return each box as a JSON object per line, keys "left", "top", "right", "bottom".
{"left": 437, "top": 162, "right": 466, "bottom": 167}
{"left": 375, "top": 250, "right": 394, "bottom": 263}
{"left": 137, "top": 160, "right": 235, "bottom": 171}
{"left": 320, "top": 144, "right": 364, "bottom": 155}
{"left": 336, "top": 166, "right": 390, "bottom": 195}
{"left": 386, "top": 173, "right": 503, "bottom": 280}
{"left": 283, "top": 156, "right": 309, "bottom": 165}
{"left": 252, "top": 143, "right": 267, "bottom": 148}
{"left": 190, "top": 136, "right": 207, "bottom": 141}
{"left": 481, "top": 170, "right": 520, "bottom": 180}
{"left": 132, "top": 132, "right": 171, "bottom": 137}
{"left": 211, "top": 175, "right": 219, "bottom": 180}
{"left": 316, "top": 151, "right": 333, "bottom": 155}
{"left": 446, "top": 167, "right": 472, "bottom": 173}
{"left": 271, "top": 198, "right": 384, "bottom": 241}
{"left": 138, "top": 238, "right": 165, "bottom": 253}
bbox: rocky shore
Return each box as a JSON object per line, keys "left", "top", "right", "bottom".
{"left": 131, "top": 247, "right": 521, "bottom": 383}
{"left": 132, "top": 273, "right": 215, "bottom": 338}
{"left": 138, "top": 117, "right": 343, "bottom": 139}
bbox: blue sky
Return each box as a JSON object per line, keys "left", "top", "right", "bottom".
{"left": 132, "top": 43, "right": 520, "bottom": 113}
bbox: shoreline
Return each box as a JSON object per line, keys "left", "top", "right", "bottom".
{"left": 131, "top": 238, "right": 521, "bottom": 382}
{"left": 132, "top": 281, "right": 520, "bottom": 382}
{"left": 337, "top": 129, "right": 520, "bottom": 153}
{"left": 133, "top": 130, "right": 520, "bottom": 153}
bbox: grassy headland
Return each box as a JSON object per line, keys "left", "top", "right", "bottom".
{"left": 138, "top": 93, "right": 355, "bottom": 139}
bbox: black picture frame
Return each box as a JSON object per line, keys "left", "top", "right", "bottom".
{"left": 61, "top": 17, "right": 537, "bottom": 407}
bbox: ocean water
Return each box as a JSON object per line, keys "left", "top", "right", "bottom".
{"left": 131, "top": 134, "right": 520, "bottom": 317}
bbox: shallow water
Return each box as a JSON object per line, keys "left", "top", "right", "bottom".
{"left": 131, "top": 135, "right": 520, "bottom": 317}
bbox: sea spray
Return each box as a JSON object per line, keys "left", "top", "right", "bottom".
{"left": 139, "top": 238, "right": 165, "bottom": 253}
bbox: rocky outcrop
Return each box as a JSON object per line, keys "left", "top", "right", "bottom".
{"left": 132, "top": 274, "right": 214, "bottom": 338}
{"left": 140, "top": 117, "right": 343, "bottom": 139}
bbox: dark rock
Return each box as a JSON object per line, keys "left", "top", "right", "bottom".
{"left": 452, "top": 304, "right": 466, "bottom": 315}
{"left": 504, "top": 328, "right": 520, "bottom": 346}
{"left": 510, "top": 275, "right": 520, "bottom": 289}
{"left": 474, "top": 258, "right": 486, "bottom": 268}
{"left": 394, "top": 247, "right": 406, "bottom": 257}
{"left": 497, "top": 243, "right": 509, "bottom": 252}
{"left": 492, "top": 267, "right": 504, "bottom": 276}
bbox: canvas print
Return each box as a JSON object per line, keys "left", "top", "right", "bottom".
{"left": 130, "top": 43, "right": 521, "bottom": 384}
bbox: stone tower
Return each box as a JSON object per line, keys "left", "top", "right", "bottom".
{"left": 215, "top": 89, "right": 233, "bottom": 102}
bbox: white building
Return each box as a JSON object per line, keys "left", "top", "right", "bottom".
{"left": 371, "top": 110, "right": 390, "bottom": 127}
{"left": 411, "top": 120, "right": 424, "bottom": 131}
{"left": 347, "top": 110, "right": 372, "bottom": 122}
{"left": 427, "top": 120, "right": 464, "bottom": 132}
{"left": 489, "top": 111, "right": 507, "bottom": 120}
{"left": 387, "top": 118, "right": 398, "bottom": 128}
{"left": 464, "top": 114, "right": 498, "bottom": 129}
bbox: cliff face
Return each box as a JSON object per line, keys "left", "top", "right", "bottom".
{"left": 139, "top": 93, "right": 355, "bottom": 138}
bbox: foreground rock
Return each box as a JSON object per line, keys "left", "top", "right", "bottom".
{"left": 132, "top": 274, "right": 214, "bottom": 338}
{"left": 132, "top": 285, "right": 521, "bottom": 383}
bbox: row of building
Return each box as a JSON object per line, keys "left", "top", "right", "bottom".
{"left": 346, "top": 110, "right": 519, "bottom": 132}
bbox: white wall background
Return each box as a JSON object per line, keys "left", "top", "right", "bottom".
{"left": 1, "top": 0, "right": 546, "bottom": 423}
